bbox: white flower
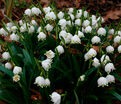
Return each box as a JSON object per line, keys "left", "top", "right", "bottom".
{"left": 24, "top": 9, "right": 32, "bottom": 16}
{"left": 91, "top": 36, "right": 101, "bottom": 44}
{"left": 84, "top": 11, "right": 88, "bottom": 18}
{"left": 45, "top": 24, "right": 53, "bottom": 31}
{"left": 19, "top": 20, "right": 24, "bottom": 26}
{"left": 106, "top": 46, "right": 114, "bottom": 53}
{"left": 35, "top": 76, "right": 45, "bottom": 88}
{"left": 85, "top": 26, "right": 92, "bottom": 33}
{"left": 118, "top": 31, "right": 121, "bottom": 36}
{"left": 80, "top": 75, "right": 85, "bottom": 81}
{"left": 0, "top": 28, "right": 8, "bottom": 36}
{"left": 106, "top": 75, "right": 115, "bottom": 83}
{"left": 20, "top": 26, "right": 26, "bottom": 32}
{"left": 57, "top": 11, "right": 64, "bottom": 19}
{"left": 71, "top": 35, "right": 81, "bottom": 44}
{"left": 76, "top": 9, "right": 82, "bottom": 18}
{"left": 97, "top": 27, "right": 106, "bottom": 36}
{"left": 50, "top": 92, "right": 61, "bottom": 104}
{"left": 6, "top": 22, "right": 13, "bottom": 28}
{"left": 55, "top": 45, "right": 64, "bottom": 55}
{"left": 82, "top": 20, "right": 90, "bottom": 27}
{"left": 118, "top": 45, "right": 121, "bottom": 53}
{"left": 92, "top": 20, "right": 98, "bottom": 28}
{"left": 31, "top": 20, "right": 37, "bottom": 26}
{"left": 68, "top": 8, "right": 74, "bottom": 14}
{"left": 31, "top": 7, "right": 41, "bottom": 16}
{"left": 97, "top": 77, "right": 108, "bottom": 87}
{"left": 78, "top": 31, "right": 84, "bottom": 38}
{"left": 13, "top": 75, "right": 20, "bottom": 82}
{"left": 45, "top": 12, "right": 56, "bottom": 20}
{"left": 82, "top": 27, "right": 85, "bottom": 33}
{"left": 69, "top": 13, "right": 75, "bottom": 21}
{"left": 88, "top": 48, "right": 97, "bottom": 57}
{"left": 91, "top": 15, "right": 96, "bottom": 20}
{"left": 37, "top": 27, "right": 42, "bottom": 33}
{"left": 37, "top": 32, "right": 46, "bottom": 41}
{"left": 59, "top": 19, "right": 67, "bottom": 27}
{"left": 45, "top": 50, "right": 55, "bottom": 59}
{"left": 100, "top": 55, "right": 110, "bottom": 65}
{"left": 108, "top": 29, "right": 114, "bottom": 35}
{"left": 75, "top": 19, "right": 81, "bottom": 26}
{"left": 64, "top": 33, "right": 73, "bottom": 44}
{"left": 28, "top": 26, "right": 34, "bottom": 33}
{"left": 92, "top": 57, "right": 100, "bottom": 67}
{"left": 2, "top": 52, "right": 11, "bottom": 60}
{"left": 97, "top": 17, "right": 105, "bottom": 23}
{"left": 13, "top": 66, "right": 22, "bottom": 74}
{"left": 114, "top": 36, "right": 121, "bottom": 43}
{"left": 43, "top": 6, "right": 51, "bottom": 14}
{"left": 66, "top": 20, "right": 71, "bottom": 26}
{"left": 105, "top": 63, "right": 115, "bottom": 73}
{"left": 5, "top": 62, "right": 12, "bottom": 70}
{"left": 10, "top": 33, "right": 19, "bottom": 41}
{"left": 45, "top": 78, "right": 50, "bottom": 87}
{"left": 11, "top": 26, "right": 17, "bottom": 33}
{"left": 59, "top": 30, "right": 67, "bottom": 39}
{"left": 41, "top": 59, "right": 52, "bottom": 71}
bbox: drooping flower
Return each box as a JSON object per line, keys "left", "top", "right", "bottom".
{"left": 118, "top": 45, "right": 121, "bottom": 53}
{"left": 100, "top": 55, "right": 110, "bottom": 65}
{"left": 71, "top": 35, "right": 81, "bottom": 44}
{"left": 41, "top": 59, "right": 52, "bottom": 71}
{"left": 92, "top": 57, "right": 100, "bottom": 67}
{"left": 5, "top": 62, "right": 12, "bottom": 70}
{"left": 13, "top": 66, "right": 22, "bottom": 75}
{"left": 97, "top": 27, "right": 106, "bottom": 36}
{"left": 106, "top": 74, "right": 115, "bottom": 84}
{"left": 2, "top": 52, "right": 11, "bottom": 60}
{"left": 55, "top": 45, "right": 64, "bottom": 55}
{"left": 13, "top": 75, "right": 20, "bottom": 82}
{"left": 97, "top": 77, "right": 108, "bottom": 87}
{"left": 37, "top": 32, "right": 46, "bottom": 41}
{"left": 45, "top": 50, "right": 55, "bottom": 59}
{"left": 104, "top": 63, "right": 115, "bottom": 73}
{"left": 10, "top": 33, "right": 19, "bottom": 41}
{"left": 35, "top": 76, "right": 45, "bottom": 88}
{"left": 91, "top": 36, "right": 101, "bottom": 44}
{"left": 45, "top": 24, "right": 53, "bottom": 32}
{"left": 106, "top": 46, "right": 114, "bottom": 54}
{"left": 45, "top": 78, "right": 51, "bottom": 87}
{"left": 50, "top": 92, "right": 61, "bottom": 104}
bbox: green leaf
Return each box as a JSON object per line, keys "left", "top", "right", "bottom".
{"left": 74, "top": 90, "right": 80, "bottom": 104}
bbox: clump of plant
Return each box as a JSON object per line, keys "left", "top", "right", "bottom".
{"left": 0, "top": 3, "right": 121, "bottom": 104}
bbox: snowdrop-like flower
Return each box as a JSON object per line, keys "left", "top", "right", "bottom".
{"left": 106, "top": 74, "right": 115, "bottom": 83}
{"left": 31, "top": 7, "right": 41, "bottom": 16}
{"left": 45, "top": 12, "right": 56, "bottom": 20}
{"left": 92, "top": 57, "right": 100, "bottom": 67}
{"left": 75, "top": 19, "right": 81, "bottom": 26}
{"left": 82, "top": 20, "right": 90, "bottom": 27}
{"left": 76, "top": 9, "right": 82, "bottom": 18}
{"left": 37, "top": 32, "right": 46, "bottom": 41}
{"left": 45, "top": 50, "right": 55, "bottom": 59}
{"left": 10, "top": 33, "right": 19, "bottom": 41}
{"left": 6, "top": 22, "right": 13, "bottom": 28}
{"left": 59, "top": 19, "right": 67, "bottom": 27}
{"left": 45, "top": 78, "right": 50, "bottom": 87}
{"left": 43, "top": 6, "right": 51, "bottom": 14}
{"left": 37, "top": 27, "right": 42, "bottom": 33}
{"left": 24, "top": 8, "right": 32, "bottom": 16}
{"left": 78, "top": 31, "right": 84, "bottom": 38}
{"left": 85, "top": 26, "right": 92, "bottom": 33}
{"left": 68, "top": 8, "right": 74, "bottom": 14}
{"left": 57, "top": 11, "right": 64, "bottom": 19}
{"left": 84, "top": 11, "right": 88, "bottom": 18}
{"left": 50, "top": 92, "right": 61, "bottom": 104}
{"left": 11, "top": 26, "right": 17, "bottom": 33}
{"left": 114, "top": 36, "right": 121, "bottom": 43}
{"left": 55, "top": 45, "right": 64, "bottom": 55}
{"left": 20, "top": 26, "right": 26, "bottom": 32}
{"left": 97, "top": 27, "right": 106, "bottom": 36}
{"left": 59, "top": 30, "right": 67, "bottom": 39}
{"left": 118, "top": 45, "right": 121, "bottom": 53}
{"left": 31, "top": 20, "right": 37, "bottom": 26}
{"left": 97, "top": 77, "right": 108, "bottom": 87}
{"left": 41, "top": 59, "right": 52, "bottom": 71}
{"left": 118, "top": 31, "right": 121, "bottom": 36}
{"left": 106, "top": 46, "right": 114, "bottom": 53}
{"left": 100, "top": 55, "right": 110, "bottom": 65}
{"left": 64, "top": 33, "right": 73, "bottom": 44}
{"left": 97, "top": 17, "right": 105, "bottom": 23}
{"left": 0, "top": 28, "right": 8, "bottom": 36}
{"left": 13, "top": 66, "right": 22, "bottom": 75}
{"left": 45, "top": 24, "right": 53, "bottom": 31}
{"left": 80, "top": 75, "right": 85, "bottom": 81}
{"left": 104, "top": 63, "right": 115, "bottom": 73}
{"left": 91, "top": 36, "right": 101, "bottom": 44}
{"left": 66, "top": 20, "right": 72, "bottom": 26}
{"left": 108, "top": 29, "right": 114, "bottom": 35}
{"left": 5, "top": 62, "right": 12, "bottom": 70}
{"left": 19, "top": 20, "right": 24, "bottom": 26}
{"left": 92, "top": 19, "right": 98, "bottom": 28}
{"left": 13, "top": 75, "right": 20, "bottom": 82}
{"left": 35, "top": 76, "right": 45, "bottom": 88}
{"left": 91, "top": 15, "right": 96, "bottom": 20}
{"left": 2, "top": 52, "right": 11, "bottom": 60}
{"left": 28, "top": 26, "right": 34, "bottom": 33}
{"left": 71, "top": 35, "right": 81, "bottom": 44}
{"left": 69, "top": 13, "right": 75, "bottom": 21}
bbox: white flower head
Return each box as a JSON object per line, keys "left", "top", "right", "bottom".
{"left": 28, "top": 26, "right": 34, "bottom": 33}
{"left": 35, "top": 76, "right": 45, "bottom": 88}
{"left": 69, "top": 13, "right": 75, "bottom": 21}
{"left": 82, "top": 20, "right": 90, "bottom": 27}
{"left": 80, "top": 75, "right": 85, "bottom": 81}
{"left": 85, "top": 26, "right": 92, "bottom": 33}
{"left": 114, "top": 36, "right": 121, "bottom": 44}
{"left": 71, "top": 35, "right": 81, "bottom": 44}
{"left": 50, "top": 92, "right": 61, "bottom": 104}
{"left": 37, "top": 27, "right": 42, "bottom": 33}
{"left": 13, "top": 75, "right": 20, "bottom": 82}
{"left": 13, "top": 66, "right": 22, "bottom": 75}
{"left": 106, "top": 46, "right": 114, "bottom": 54}
{"left": 106, "top": 74, "right": 115, "bottom": 83}
{"left": 45, "top": 50, "right": 55, "bottom": 59}
{"left": 2, "top": 52, "right": 11, "bottom": 60}
{"left": 84, "top": 11, "right": 88, "bottom": 18}
{"left": 91, "top": 36, "right": 101, "bottom": 44}
{"left": 108, "top": 29, "right": 114, "bottom": 35}
{"left": 118, "top": 31, "right": 121, "bottom": 36}
{"left": 45, "top": 24, "right": 53, "bottom": 32}
{"left": 0, "top": 28, "right": 8, "bottom": 36}
{"left": 59, "top": 30, "right": 67, "bottom": 39}
{"left": 76, "top": 9, "right": 82, "bottom": 18}
{"left": 75, "top": 19, "right": 81, "bottom": 26}
{"left": 5, "top": 62, "right": 12, "bottom": 70}
{"left": 92, "top": 57, "right": 100, "bottom": 67}
{"left": 59, "top": 19, "right": 67, "bottom": 27}
{"left": 24, "top": 8, "right": 32, "bottom": 16}
{"left": 55, "top": 45, "right": 64, "bottom": 55}
{"left": 45, "top": 78, "right": 50, "bottom": 87}
{"left": 97, "top": 27, "right": 106, "bottom": 36}
{"left": 6, "top": 22, "right": 13, "bottom": 28}
{"left": 78, "top": 31, "right": 84, "bottom": 38}
{"left": 43, "top": 6, "right": 51, "bottom": 14}
{"left": 42, "top": 58, "right": 52, "bottom": 71}
{"left": 31, "top": 7, "right": 41, "bottom": 16}
{"left": 45, "top": 12, "right": 56, "bottom": 20}
{"left": 10, "top": 33, "right": 19, "bottom": 41}
{"left": 118, "top": 45, "right": 121, "bottom": 53}
{"left": 19, "top": 20, "right": 24, "bottom": 26}
{"left": 11, "top": 26, "right": 17, "bottom": 33}
{"left": 58, "top": 11, "right": 64, "bottom": 19}
{"left": 97, "top": 77, "right": 108, "bottom": 87}
{"left": 105, "top": 63, "right": 115, "bottom": 73}
{"left": 68, "top": 8, "right": 74, "bottom": 14}
{"left": 38, "top": 32, "right": 46, "bottom": 41}
{"left": 100, "top": 55, "right": 110, "bottom": 65}
{"left": 31, "top": 20, "right": 37, "bottom": 26}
